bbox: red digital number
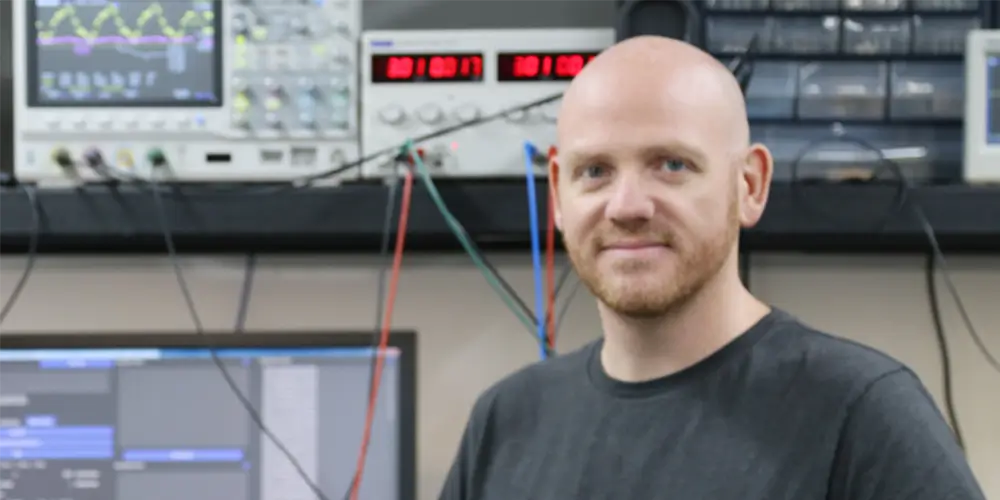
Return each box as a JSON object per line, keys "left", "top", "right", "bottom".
{"left": 429, "top": 56, "right": 457, "bottom": 79}
{"left": 386, "top": 56, "right": 414, "bottom": 79}
{"left": 513, "top": 55, "right": 540, "bottom": 78}
{"left": 555, "top": 54, "right": 585, "bottom": 77}
{"left": 459, "top": 56, "right": 483, "bottom": 78}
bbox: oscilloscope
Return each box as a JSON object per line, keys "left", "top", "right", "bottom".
{"left": 11, "top": 0, "right": 362, "bottom": 186}
{"left": 360, "top": 29, "right": 616, "bottom": 179}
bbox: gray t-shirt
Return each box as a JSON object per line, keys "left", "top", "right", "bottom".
{"left": 438, "top": 309, "right": 985, "bottom": 500}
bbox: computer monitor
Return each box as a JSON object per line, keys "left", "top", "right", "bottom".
{"left": 0, "top": 331, "right": 417, "bottom": 500}
{"left": 964, "top": 30, "right": 1000, "bottom": 184}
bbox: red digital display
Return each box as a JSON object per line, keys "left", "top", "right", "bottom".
{"left": 497, "top": 52, "right": 599, "bottom": 82}
{"left": 370, "top": 53, "right": 484, "bottom": 83}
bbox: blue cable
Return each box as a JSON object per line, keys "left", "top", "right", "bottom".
{"left": 523, "top": 141, "right": 547, "bottom": 360}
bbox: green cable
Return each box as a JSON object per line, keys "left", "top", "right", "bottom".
{"left": 402, "top": 141, "right": 537, "bottom": 335}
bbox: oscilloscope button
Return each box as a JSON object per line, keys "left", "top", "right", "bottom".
{"left": 290, "top": 17, "right": 310, "bottom": 35}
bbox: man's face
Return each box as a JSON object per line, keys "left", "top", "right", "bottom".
{"left": 553, "top": 91, "right": 742, "bottom": 318}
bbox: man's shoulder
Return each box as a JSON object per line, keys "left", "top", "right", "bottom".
{"left": 758, "top": 310, "right": 913, "bottom": 403}
{"left": 466, "top": 341, "right": 597, "bottom": 421}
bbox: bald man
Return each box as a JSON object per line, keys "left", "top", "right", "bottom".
{"left": 439, "top": 37, "right": 984, "bottom": 500}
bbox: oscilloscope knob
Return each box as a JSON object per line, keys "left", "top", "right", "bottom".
{"left": 264, "top": 78, "right": 284, "bottom": 96}
{"left": 265, "top": 113, "right": 283, "bottom": 129}
{"left": 290, "top": 17, "right": 310, "bottom": 35}
{"left": 232, "top": 15, "right": 249, "bottom": 36}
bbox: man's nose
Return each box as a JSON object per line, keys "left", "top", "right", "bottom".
{"left": 605, "top": 174, "right": 655, "bottom": 223}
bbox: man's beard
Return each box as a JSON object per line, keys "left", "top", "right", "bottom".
{"left": 566, "top": 198, "right": 739, "bottom": 318}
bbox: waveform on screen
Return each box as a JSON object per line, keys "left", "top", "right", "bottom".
{"left": 34, "top": 3, "right": 214, "bottom": 40}
{"left": 37, "top": 34, "right": 206, "bottom": 56}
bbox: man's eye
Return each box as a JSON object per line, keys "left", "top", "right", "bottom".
{"left": 660, "top": 159, "right": 688, "bottom": 172}
{"left": 583, "top": 165, "right": 608, "bottom": 178}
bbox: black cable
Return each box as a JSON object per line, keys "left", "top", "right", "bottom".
{"left": 925, "top": 254, "right": 965, "bottom": 451}
{"left": 147, "top": 176, "right": 330, "bottom": 500}
{"left": 554, "top": 263, "right": 574, "bottom": 296}
{"left": 555, "top": 275, "right": 584, "bottom": 336}
{"left": 788, "top": 133, "right": 909, "bottom": 233}
{"left": 915, "top": 204, "right": 1000, "bottom": 376}
{"left": 107, "top": 91, "right": 566, "bottom": 197}
{"left": 0, "top": 184, "right": 42, "bottom": 325}
{"left": 791, "top": 135, "right": 1000, "bottom": 375}
{"left": 233, "top": 253, "right": 257, "bottom": 333}
{"left": 341, "top": 164, "right": 401, "bottom": 500}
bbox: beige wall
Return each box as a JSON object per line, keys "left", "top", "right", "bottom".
{"left": 1, "top": 254, "right": 998, "bottom": 499}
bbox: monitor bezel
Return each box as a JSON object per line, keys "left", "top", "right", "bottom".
{"left": 0, "top": 330, "right": 418, "bottom": 500}
{"left": 964, "top": 30, "right": 1000, "bottom": 183}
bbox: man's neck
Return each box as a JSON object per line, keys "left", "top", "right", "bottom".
{"left": 598, "top": 271, "right": 770, "bottom": 383}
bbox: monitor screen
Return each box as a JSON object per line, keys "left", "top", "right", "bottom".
{"left": 0, "top": 332, "right": 416, "bottom": 500}
{"left": 26, "top": 0, "right": 223, "bottom": 107}
{"left": 988, "top": 53, "right": 999, "bottom": 145}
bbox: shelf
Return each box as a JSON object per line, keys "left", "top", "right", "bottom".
{"left": 2, "top": 181, "right": 1000, "bottom": 254}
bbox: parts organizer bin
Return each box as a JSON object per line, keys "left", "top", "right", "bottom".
{"left": 702, "top": 0, "right": 993, "bottom": 182}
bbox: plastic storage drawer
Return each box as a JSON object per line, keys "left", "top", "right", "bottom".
{"left": 756, "top": 124, "right": 963, "bottom": 182}
{"left": 912, "top": 16, "right": 980, "bottom": 54}
{"left": 706, "top": 17, "right": 772, "bottom": 54}
{"left": 771, "top": 17, "right": 841, "bottom": 54}
{"left": 705, "top": 0, "right": 770, "bottom": 10}
{"left": 745, "top": 62, "right": 799, "bottom": 119}
{"left": 842, "top": 17, "right": 911, "bottom": 55}
{"left": 771, "top": 0, "right": 839, "bottom": 11}
{"left": 889, "top": 62, "right": 964, "bottom": 120}
{"left": 910, "top": 0, "right": 980, "bottom": 11}
{"left": 842, "top": 0, "right": 907, "bottom": 11}
{"left": 797, "top": 61, "right": 888, "bottom": 120}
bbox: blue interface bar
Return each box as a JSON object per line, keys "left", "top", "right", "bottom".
{"left": 0, "top": 426, "right": 114, "bottom": 460}
{"left": 0, "top": 347, "right": 401, "bottom": 362}
{"left": 123, "top": 448, "right": 244, "bottom": 462}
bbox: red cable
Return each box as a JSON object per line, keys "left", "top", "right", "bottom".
{"left": 545, "top": 187, "right": 556, "bottom": 351}
{"left": 349, "top": 169, "right": 414, "bottom": 500}
{"left": 545, "top": 146, "right": 559, "bottom": 351}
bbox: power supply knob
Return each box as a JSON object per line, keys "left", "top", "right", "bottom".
{"left": 453, "top": 105, "right": 481, "bottom": 123}
{"left": 504, "top": 109, "right": 531, "bottom": 123}
{"left": 540, "top": 104, "right": 559, "bottom": 123}
{"left": 416, "top": 104, "right": 444, "bottom": 124}
{"left": 377, "top": 106, "right": 406, "bottom": 125}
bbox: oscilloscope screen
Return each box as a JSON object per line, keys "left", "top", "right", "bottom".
{"left": 26, "top": 0, "right": 223, "bottom": 107}
{"left": 988, "top": 54, "right": 999, "bottom": 145}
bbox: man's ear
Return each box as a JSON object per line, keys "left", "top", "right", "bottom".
{"left": 548, "top": 156, "right": 563, "bottom": 231}
{"left": 740, "top": 143, "right": 773, "bottom": 228}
